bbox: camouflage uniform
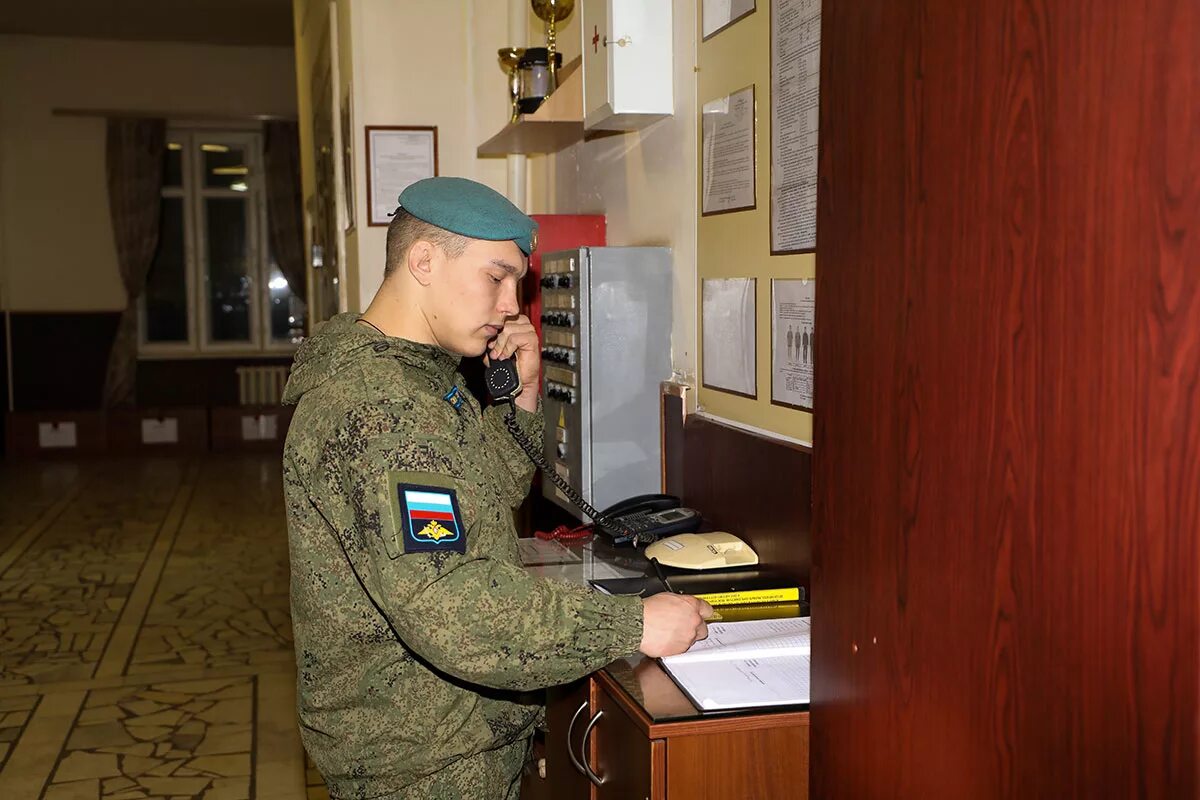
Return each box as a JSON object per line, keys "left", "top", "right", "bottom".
{"left": 282, "top": 313, "right": 644, "bottom": 799}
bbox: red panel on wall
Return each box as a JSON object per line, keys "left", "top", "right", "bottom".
{"left": 523, "top": 215, "right": 606, "bottom": 347}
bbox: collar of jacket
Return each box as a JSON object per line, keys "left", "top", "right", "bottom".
{"left": 356, "top": 318, "right": 462, "bottom": 384}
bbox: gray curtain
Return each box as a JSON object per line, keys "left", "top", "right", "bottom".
{"left": 263, "top": 121, "right": 307, "bottom": 303}
{"left": 103, "top": 118, "right": 166, "bottom": 408}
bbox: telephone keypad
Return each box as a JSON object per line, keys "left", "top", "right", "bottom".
{"left": 613, "top": 512, "right": 662, "bottom": 533}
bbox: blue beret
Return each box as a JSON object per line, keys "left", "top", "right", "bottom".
{"left": 397, "top": 177, "right": 538, "bottom": 256}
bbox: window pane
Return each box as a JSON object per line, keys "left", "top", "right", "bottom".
{"left": 202, "top": 143, "right": 251, "bottom": 190}
{"left": 205, "top": 197, "right": 251, "bottom": 343}
{"left": 163, "top": 142, "right": 183, "bottom": 188}
{"left": 144, "top": 197, "right": 188, "bottom": 342}
{"left": 268, "top": 263, "right": 307, "bottom": 344}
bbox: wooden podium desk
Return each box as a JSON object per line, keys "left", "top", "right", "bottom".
{"left": 522, "top": 542, "right": 810, "bottom": 800}
{"left": 531, "top": 654, "right": 808, "bottom": 800}
{"left": 534, "top": 656, "right": 809, "bottom": 800}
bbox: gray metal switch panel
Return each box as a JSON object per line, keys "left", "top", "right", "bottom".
{"left": 539, "top": 246, "right": 673, "bottom": 515}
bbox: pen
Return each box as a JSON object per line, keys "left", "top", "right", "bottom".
{"left": 650, "top": 557, "right": 676, "bottom": 594}
{"left": 649, "top": 557, "right": 723, "bottom": 620}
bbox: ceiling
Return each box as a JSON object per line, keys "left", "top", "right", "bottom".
{"left": 0, "top": 0, "right": 294, "bottom": 48}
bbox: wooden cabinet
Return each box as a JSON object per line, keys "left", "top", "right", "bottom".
{"left": 589, "top": 677, "right": 665, "bottom": 799}
{"left": 545, "top": 681, "right": 592, "bottom": 798}
{"left": 533, "top": 661, "right": 809, "bottom": 800}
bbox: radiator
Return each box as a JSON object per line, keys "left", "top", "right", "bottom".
{"left": 236, "top": 366, "right": 290, "bottom": 406}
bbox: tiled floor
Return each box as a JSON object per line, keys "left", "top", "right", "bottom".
{"left": 0, "top": 455, "right": 323, "bottom": 800}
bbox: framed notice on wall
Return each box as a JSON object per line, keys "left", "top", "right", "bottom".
{"left": 770, "top": 0, "right": 821, "bottom": 253}
{"left": 702, "top": 85, "right": 757, "bottom": 216}
{"left": 703, "top": 0, "right": 756, "bottom": 40}
{"left": 702, "top": 278, "right": 757, "bottom": 398}
{"left": 771, "top": 279, "right": 814, "bottom": 410}
{"left": 365, "top": 126, "right": 438, "bottom": 226}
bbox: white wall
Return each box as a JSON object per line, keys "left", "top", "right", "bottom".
{"left": 526, "top": 0, "right": 700, "bottom": 381}
{"left": 0, "top": 35, "right": 297, "bottom": 312}
{"left": 345, "top": 0, "right": 510, "bottom": 310}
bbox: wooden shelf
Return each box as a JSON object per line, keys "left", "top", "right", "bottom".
{"left": 477, "top": 56, "right": 584, "bottom": 156}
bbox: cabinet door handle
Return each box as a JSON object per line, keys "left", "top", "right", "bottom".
{"left": 581, "top": 709, "right": 607, "bottom": 786}
{"left": 566, "top": 700, "right": 589, "bottom": 776}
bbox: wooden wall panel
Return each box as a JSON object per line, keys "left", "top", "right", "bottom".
{"left": 6, "top": 312, "right": 293, "bottom": 411}
{"left": 137, "top": 356, "right": 292, "bottom": 407}
{"left": 10, "top": 312, "right": 119, "bottom": 411}
{"left": 1, "top": 314, "right": 7, "bottom": 454}
{"left": 660, "top": 390, "right": 686, "bottom": 498}
{"left": 680, "top": 416, "right": 811, "bottom": 590}
{"left": 814, "top": 1, "right": 1199, "bottom": 797}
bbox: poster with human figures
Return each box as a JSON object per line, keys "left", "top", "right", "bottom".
{"left": 771, "top": 279, "right": 814, "bottom": 409}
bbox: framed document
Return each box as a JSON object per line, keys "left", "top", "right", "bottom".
{"left": 770, "top": 279, "right": 814, "bottom": 410}
{"left": 702, "top": 277, "right": 757, "bottom": 398}
{"left": 703, "top": 0, "right": 756, "bottom": 40}
{"left": 770, "top": 0, "right": 821, "bottom": 253}
{"left": 702, "top": 85, "right": 757, "bottom": 216}
{"left": 365, "top": 126, "right": 438, "bottom": 226}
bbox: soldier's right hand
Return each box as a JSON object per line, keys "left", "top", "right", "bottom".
{"left": 638, "top": 593, "right": 713, "bottom": 658}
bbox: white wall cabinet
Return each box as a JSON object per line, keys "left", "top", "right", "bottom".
{"left": 580, "top": 0, "right": 674, "bottom": 131}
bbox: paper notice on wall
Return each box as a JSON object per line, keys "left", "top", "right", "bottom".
{"left": 771, "top": 279, "right": 815, "bottom": 409}
{"left": 368, "top": 128, "right": 436, "bottom": 225}
{"left": 141, "top": 418, "right": 179, "bottom": 444}
{"left": 37, "top": 422, "right": 77, "bottom": 449}
{"left": 702, "top": 86, "right": 757, "bottom": 215}
{"left": 702, "top": 278, "right": 757, "bottom": 397}
{"left": 771, "top": 0, "right": 821, "bottom": 252}
{"left": 703, "top": 0, "right": 755, "bottom": 39}
{"left": 241, "top": 415, "right": 278, "bottom": 441}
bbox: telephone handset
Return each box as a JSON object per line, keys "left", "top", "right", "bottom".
{"left": 484, "top": 356, "right": 524, "bottom": 403}
{"left": 485, "top": 357, "right": 701, "bottom": 546}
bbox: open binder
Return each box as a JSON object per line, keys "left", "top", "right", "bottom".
{"left": 659, "top": 617, "right": 811, "bottom": 711}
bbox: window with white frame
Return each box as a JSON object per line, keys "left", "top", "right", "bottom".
{"left": 140, "top": 129, "right": 306, "bottom": 355}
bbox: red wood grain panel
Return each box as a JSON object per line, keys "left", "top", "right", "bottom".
{"left": 666, "top": 726, "right": 809, "bottom": 800}
{"left": 813, "top": 1, "right": 1199, "bottom": 797}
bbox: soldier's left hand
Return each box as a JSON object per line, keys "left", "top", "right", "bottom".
{"left": 488, "top": 314, "right": 540, "bottom": 412}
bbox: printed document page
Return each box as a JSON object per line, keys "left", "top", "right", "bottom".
{"left": 659, "top": 617, "right": 811, "bottom": 710}
{"left": 664, "top": 617, "right": 811, "bottom": 663}
{"left": 665, "top": 655, "right": 811, "bottom": 710}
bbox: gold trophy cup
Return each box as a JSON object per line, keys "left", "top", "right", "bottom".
{"left": 497, "top": 47, "right": 526, "bottom": 123}
{"left": 530, "top": 0, "right": 575, "bottom": 93}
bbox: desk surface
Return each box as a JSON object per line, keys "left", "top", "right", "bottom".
{"left": 523, "top": 538, "right": 809, "bottom": 723}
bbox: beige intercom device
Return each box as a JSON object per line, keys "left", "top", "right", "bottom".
{"left": 643, "top": 531, "right": 759, "bottom": 571}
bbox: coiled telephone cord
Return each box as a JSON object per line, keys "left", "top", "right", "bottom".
{"left": 502, "top": 405, "right": 641, "bottom": 546}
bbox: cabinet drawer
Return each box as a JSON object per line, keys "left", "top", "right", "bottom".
{"left": 545, "top": 681, "right": 592, "bottom": 798}
{"left": 590, "top": 680, "right": 665, "bottom": 800}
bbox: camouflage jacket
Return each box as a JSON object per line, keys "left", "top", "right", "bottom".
{"left": 281, "top": 314, "right": 643, "bottom": 799}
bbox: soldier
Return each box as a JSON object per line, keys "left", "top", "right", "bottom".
{"left": 282, "top": 176, "right": 712, "bottom": 800}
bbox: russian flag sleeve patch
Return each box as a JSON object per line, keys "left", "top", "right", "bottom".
{"left": 387, "top": 474, "right": 468, "bottom": 556}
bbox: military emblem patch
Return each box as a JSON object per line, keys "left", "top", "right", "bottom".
{"left": 396, "top": 483, "right": 467, "bottom": 554}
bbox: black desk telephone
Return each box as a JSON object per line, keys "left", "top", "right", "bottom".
{"left": 485, "top": 357, "right": 702, "bottom": 546}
